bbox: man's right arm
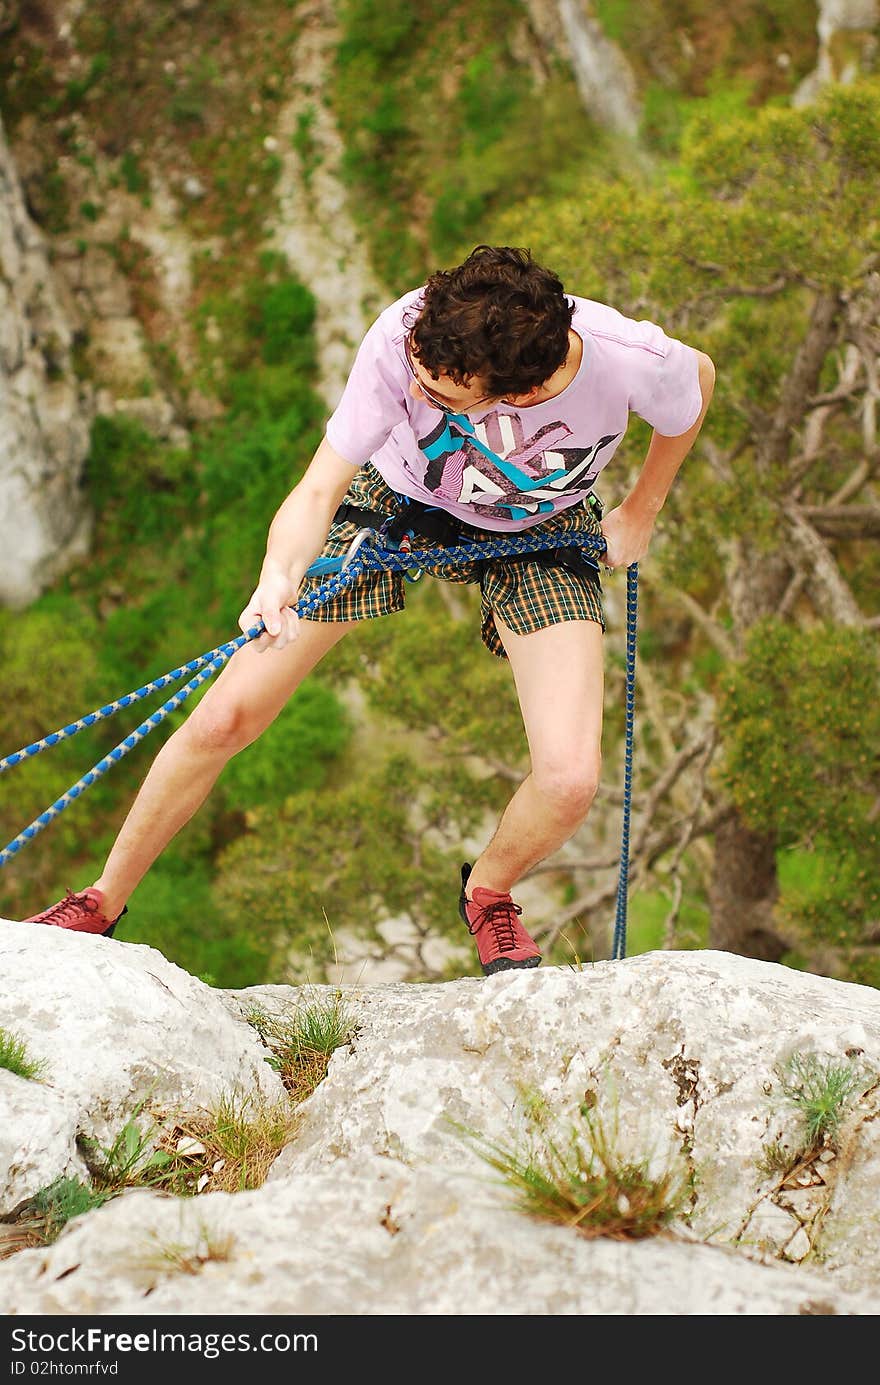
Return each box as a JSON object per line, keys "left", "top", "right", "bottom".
{"left": 238, "top": 437, "right": 360, "bottom": 652}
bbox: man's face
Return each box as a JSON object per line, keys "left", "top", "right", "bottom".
{"left": 406, "top": 336, "right": 538, "bottom": 414}
{"left": 405, "top": 336, "right": 493, "bottom": 413}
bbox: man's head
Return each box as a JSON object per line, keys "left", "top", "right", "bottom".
{"left": 405, "top": 244, "right": 574, "bottom": 412}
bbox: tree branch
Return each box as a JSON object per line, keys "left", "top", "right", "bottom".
{"left": 783, "top": 504, "right": 865, "bottom": 626}
{"left": 667, "top": 587, "right": 738, "bottom": 661}
{"left": 763, "top": 291, "right": 842, "bottom": 467}
{"left": 778, "top": 567, "right": 808, "bottom": 619}
{"left": 532, "top": 803, "right": 734, "bottom": 954}
{"left": 800, "top": 504, "right": 880, "bottom": 540}
{"left": 829, "top": 452, "right": 880, "bottom": 506}
{"left": 633, "top": 730, "right": 717, "bottom": 859}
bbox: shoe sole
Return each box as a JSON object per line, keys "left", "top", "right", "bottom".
{"left": 482, "top": 955, "right": 541, "bottom": 976}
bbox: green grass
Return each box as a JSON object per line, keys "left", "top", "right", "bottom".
{"left": 0, "top": 1029, "right": 47, "bottom": 1082}
{"left": 777, "top": 1053, "right": 867, "bottom": 1149}
{"left": 0, "top": 1086, "right": 292, "bottom": 1260}
{"left": 77, "top": 1104, "right": 174, "bottom": 1193}
{"left": 457, "top": 1094, "right": 689, "bottom": 1240}
{"left": 0, "top": 1177, "right": 108, "bottom": 1260}
{"left": 246, "top": 991, "right": 358, "bottom": 1102}
{"left": 155, "top": 1092, "right": 299, "bottom": 1194}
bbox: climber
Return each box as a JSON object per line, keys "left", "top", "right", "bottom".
{"left": 24, "top": 245, "right": 715, "bottom": 974}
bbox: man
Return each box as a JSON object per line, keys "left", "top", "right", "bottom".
{"left": 26, "top": 245, "right": 715, "bottom": 974}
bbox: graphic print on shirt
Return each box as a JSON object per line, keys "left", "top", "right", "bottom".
{"left": 416, "top": 408, "right": 620, "bottom": 521}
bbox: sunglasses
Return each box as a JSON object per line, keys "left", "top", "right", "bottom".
{"left": 403, "top": 335, "right": 494, "bottom": 415}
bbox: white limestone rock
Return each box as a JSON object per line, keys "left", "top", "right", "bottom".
{"left": 815, "top": 1102, "right": 880, "bottom": 1286}
{"left": 0, "top": 114, "right": 93, "bottom": 607}
{"left": 0, "top": 1072, "right": 82, "bottom": 1210}
{"left": 0, "top": 923, "right": 284, "bottom": 1210}
{"left": 0, "top": 1163, "right": 871, "bottom": 1317}
{"left": 239, "top": 953, "right": 880, "bottom": 1256}
{"left": 794, "top": 0, "right": 879, "bottom": 104}
{"left": 1, "top": 937, "right": 879, "bottom": 1313}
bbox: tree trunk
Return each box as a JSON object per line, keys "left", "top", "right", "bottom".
{"left": 708, "top": 811, "right": 790, "bottom": 961}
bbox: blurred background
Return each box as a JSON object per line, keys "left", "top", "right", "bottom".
{"left": 0, "top": 0, "right": 877, "bottom": 989}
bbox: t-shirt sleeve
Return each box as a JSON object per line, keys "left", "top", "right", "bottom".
{"left": 325, "top": 312, "right": 410, "bottom": 467}
{"left": 627, "top": 320, "right": 704, "bottom": 437}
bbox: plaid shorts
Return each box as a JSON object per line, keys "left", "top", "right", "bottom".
{"left": 301, "top": 464, "right": 606, "bottom": 660}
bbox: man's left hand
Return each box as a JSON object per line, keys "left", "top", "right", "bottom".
{"left": 600, "top": 501, "right": 657, "bottom": 570}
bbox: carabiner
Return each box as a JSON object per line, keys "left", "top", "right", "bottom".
{"left": 341, "top": 527, "right": 377, "bottom": 571}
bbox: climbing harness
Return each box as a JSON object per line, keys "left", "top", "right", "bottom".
{"left": 0, "top": 520, "right": 638, "bottom": 958}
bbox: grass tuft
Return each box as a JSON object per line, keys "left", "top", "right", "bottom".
{"left": 755, "top": 1139, "right": 797, "bottom": 1180}
{"left": 776, "top": 1053, "right": 867, "bottom": 1150}
{"left": 78, "top": 1102, "right": 173, "bottom": 1193}
{"left": 246, "top": 990, "right": 358, "bottom": 1104}
{"left": 79, "top": 1088, "right": 298, "bottom": 1200}
{"left": 457, "top": 1095, "right": 689, "bottom": 1241}
{"left": 0, "top": 1176, "right": 108, "bottom": 1259}
{"left": 143, "top": 1222, "right": 236, "bottom": 1277}
{"left": 0, "top": 1028, "right": 47, "bottom": 1082}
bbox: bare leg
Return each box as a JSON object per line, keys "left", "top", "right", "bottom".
{"left": 92, "top": 619, "right": 354, "bottom": 917}
{"left": 466, "top": 616, "right": 604, "bottom": 896}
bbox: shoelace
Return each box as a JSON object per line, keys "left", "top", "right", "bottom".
{"left": 40, "top": 888, "right": 101, "bottom": 926}
{"left": 466, "top": 896, "right": 523, "bottom": 954}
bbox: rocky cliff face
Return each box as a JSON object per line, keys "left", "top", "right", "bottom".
{"left": 0, "top": 926, "right": 878, "bottom": 1314}
{"left": 795, "top": 0, "right": 879, "bottom": 103}
{"left": 0, "top": 113, "right": 93, "bottom": 608}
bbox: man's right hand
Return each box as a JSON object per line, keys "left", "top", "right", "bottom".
{"left": 238, "top": 558, "right": 302, "bottom": 653}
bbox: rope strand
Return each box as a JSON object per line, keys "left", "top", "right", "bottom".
{"left": 1, "top": 526, "right": 637, "bottom": 961}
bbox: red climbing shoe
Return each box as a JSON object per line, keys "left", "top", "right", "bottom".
{"left": 458, "top": 862, "right": 541, "bottom": 975}
{"left": 23, "top": 887, "right": 127, "bottom": 937}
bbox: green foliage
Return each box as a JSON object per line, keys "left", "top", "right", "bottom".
{"left": 218, "top": 679, "right": 351, "bottom": 810}
{"left": 594, "top": 2, "right": 818, "bottom": 91}
{"left": 625, "top": 885, "right": 709, "bottom": 955}
{"left": 65, "top": 52, "right": 111, "bottom": 107}
{"left": 330, "top": 581, "right": 521, "bottom": 752}
{"left": 216, "top": 746, "right": 489, "bottom": 972}
{"left": 755, "top": 1139, "right": 795, "bottom": 1180}
{"left": 0, "top": 1177, "right": 109, "bottom": 1259}
{"left": 0, "top": 593, "right": 118, "bottom": 903}
{"left": 0, "top": 262, "right": 337, "bottom": 979}
{"left": 718, "top": 620, "right": 879, "bottom": 945}
{"left": 333, "top": 0, "right": 607, "bottom": 287}
{"left": 117, "top": 857, "right": 273, "bottom": 989}
{"left": 78, "top": 1106, "right": 173, "bottom": 1193}
{"left": 776, "top": 1052, "right": 867, "bottom": 1149}
{"left": 120, "top": 150, "right": 149, "bottom": 197}
{"left": 154, "top": 1092, "right": 297, "bottom": 1194}
{"left": 291, "top": 106, "right": 321, "bottom": 188}
{"left": 718, "top": 621, "right": 878, "bottom": 845}
{"left": 81, "top": 1094, "right": 296, "bottom": 1201}
{"left": 0, "top": 1029, "right": 46, "bottom": 1082}
{"left": 248, "top": 273, "right": 317, "bottom": 370}
{"left": 86, "top": 414, "right": 196, "bottom": 532}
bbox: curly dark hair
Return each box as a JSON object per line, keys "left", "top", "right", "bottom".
{"left": 405, "top": 245, "right": 575, "bottom": 397}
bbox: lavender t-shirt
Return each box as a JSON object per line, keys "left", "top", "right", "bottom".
{"left": 325, "top": 288, "right": 703, "bottom": 532}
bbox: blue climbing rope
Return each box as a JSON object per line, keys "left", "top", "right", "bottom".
{"left": 0, "top": 524, "right": 636, "bottom": 959}
{"left": 611, "top": 563, "right": 637, "bottom": 961}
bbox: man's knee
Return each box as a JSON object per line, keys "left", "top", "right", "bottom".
{"left": 183, "top": 696, "right": 261, "bottom": 756}
{"left": 532, "top": 755, "right": 601, "bottom": 817}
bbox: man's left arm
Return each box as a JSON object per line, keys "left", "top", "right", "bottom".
{"left": 601, "top": 350, "right": 716, "bottom": 569}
